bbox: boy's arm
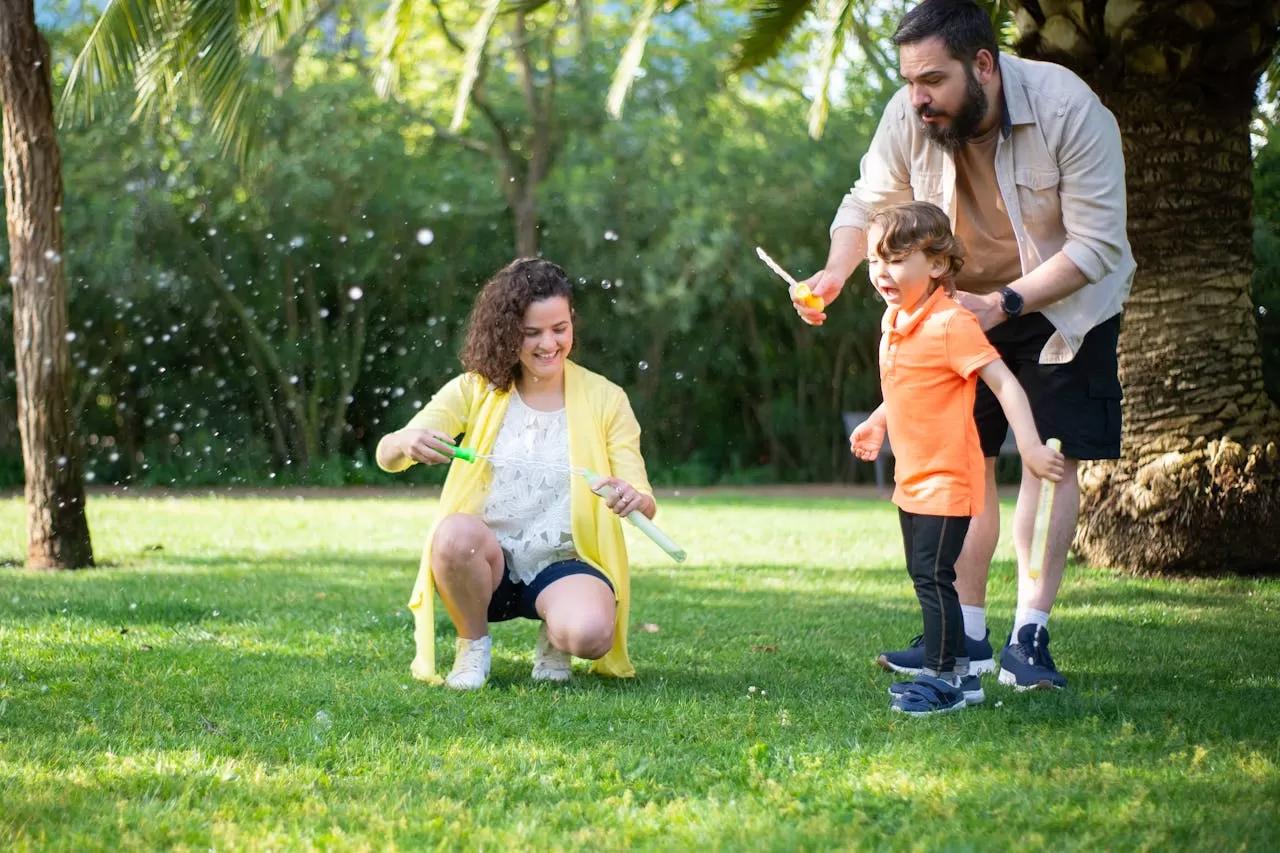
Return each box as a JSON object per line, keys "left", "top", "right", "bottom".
{"left": 849, "top": 403, "right": 888, "bottom": 462}
{"left": 977, "top": 359, "right": 1065, "bottom": 482}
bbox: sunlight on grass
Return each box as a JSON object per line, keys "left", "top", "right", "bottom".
{"left": 2, "top": 493, "right": 1278, "bottom": 851}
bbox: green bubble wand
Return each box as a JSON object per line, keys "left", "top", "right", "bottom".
{"left": 441, "top": 440, "right": 687, "bottom": 563}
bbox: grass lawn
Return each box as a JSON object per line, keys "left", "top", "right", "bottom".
{"left": 1, "top": 491, "right": 1278, "bottom": 851}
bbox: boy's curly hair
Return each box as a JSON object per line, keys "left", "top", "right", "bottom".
{"left": 868, "top": 202, "right": 966, "bottom": 294}
{"left": 461, "top": 258, "right": 575, "bottom": 390}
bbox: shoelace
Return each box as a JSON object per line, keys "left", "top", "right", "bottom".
{"left": 454, "top": 642, "right": 489, "bottom": 674}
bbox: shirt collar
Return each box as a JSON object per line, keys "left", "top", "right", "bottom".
{"left": 881, "top": 286, "right": 950, "bottom": 338}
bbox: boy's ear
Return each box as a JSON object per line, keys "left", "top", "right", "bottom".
{"left": 928, "top": 255, "right": 949, "bottom": 279}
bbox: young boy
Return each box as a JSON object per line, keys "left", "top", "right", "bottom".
{"left": 850, "top": 202, "right": 1065, "bottom": 715}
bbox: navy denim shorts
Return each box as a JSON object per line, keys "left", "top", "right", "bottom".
{"left": 974, "top": 312, "right": 1122, "bottom": 461}
{"left": 487, "top": 558, "right": 614, "bottom": 623}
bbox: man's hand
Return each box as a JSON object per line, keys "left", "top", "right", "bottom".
{"left": 793, "top": 269, "right": 847, "bottom": 326}
{"left": 954, "top": 291, "right": 1006, "bottom": 331}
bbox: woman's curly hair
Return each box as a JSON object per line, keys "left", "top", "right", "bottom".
{"left": 461, "top": 258, "right": 575, "bottom": 390}
{"left": 868, "top": 202, "right": 966, "bottom": 294}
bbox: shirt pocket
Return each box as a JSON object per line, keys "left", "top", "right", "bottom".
{"left": 1014, "top": 166, "right": 1061, "bottom": 228}
{"left": 909, "top": 171, "right": 944, "bottom": 208}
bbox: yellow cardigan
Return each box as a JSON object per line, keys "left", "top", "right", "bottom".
{"left": 378, "top": 360, "right": 652, "bottom": 682}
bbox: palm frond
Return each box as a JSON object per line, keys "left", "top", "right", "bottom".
{"left": 606, "top": 0, "right": 661, "bottom": 120}
{"left": 807, "top": 0, "right": 857, "bottom": 139}
{"left": 372, "top": 0, "right": 417, "bottom": 99}
{"left": 62, "top": 0, "right": 324, "bottom": 163}
{"left": 503, "top": 0, "right": 555, "bottom": 12}
{"left": 450, "top": 0, "right": 505, "bottom": 132}
{"left": 733, "top": 0, "right": 814, "bottom": 73}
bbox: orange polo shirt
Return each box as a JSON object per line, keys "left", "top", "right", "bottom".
{"left": 880, "top": 287, "right": 1000, "bottom": 516}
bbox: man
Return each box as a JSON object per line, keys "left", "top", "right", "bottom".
{"left": 798, "top": 0, "right": 1134, "bottom": 689}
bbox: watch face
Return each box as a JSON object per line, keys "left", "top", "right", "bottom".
{"left": 1002, "top": 288, "right": 1023, "bottom": 314}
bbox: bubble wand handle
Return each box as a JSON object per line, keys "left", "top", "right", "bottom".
{"left": 756, "top": 246, "right": 825, "bottom": 310}
{"left": 1028, "top": 438, "right": 1061, "bottom": 581}
{"left": 583, "top": 471, "right": 687, "bottom": 563}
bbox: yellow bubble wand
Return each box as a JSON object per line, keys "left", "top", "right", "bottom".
{"left": 1028, "top": 438, "right": 1062, "bottom": 581}
{"left": 756, "top": 246, "right": 825, "bottom": 310}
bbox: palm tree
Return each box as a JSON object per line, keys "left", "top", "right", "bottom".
{"left": 729, "top": 0, "right": 1280, "bottom": 573}
{"left": 1, "top": 0, "right": 94, "bottom": 569}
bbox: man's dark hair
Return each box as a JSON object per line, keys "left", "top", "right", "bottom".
{"left": 892, "top": 0, "right": 999, "bottom": 63}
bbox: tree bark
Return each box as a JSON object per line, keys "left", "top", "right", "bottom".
{"left": 1074, "top": 87, "right": 1280, "bottom": 573}
{"left": 1009, "top": 0, "right": 1280, "bottom": 574}
{"left": 1, "top": 0, "right": 95, "bottom": 569}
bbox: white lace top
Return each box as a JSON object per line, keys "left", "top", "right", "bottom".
{"left": 482, "top": 391, "right": 577, "bottom": 583}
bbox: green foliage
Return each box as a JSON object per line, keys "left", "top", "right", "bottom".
{"left": 4, "top": 6, "right": 892, "bottom": 489}
{"left": 1, "top": 494, "right": 1279, "bottom": 849}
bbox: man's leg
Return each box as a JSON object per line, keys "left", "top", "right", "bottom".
{"left": 998, "top": 458, "right": 1077, "bottom": 691}
{"left": 1011, "top": 457, "right": 1080, "bottom": 617}
{"left": 955, "top": 458, "right": 999, "bottom": 608}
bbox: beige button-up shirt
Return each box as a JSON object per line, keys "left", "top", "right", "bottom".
{"left": 832, "top": 54, "right": 1135, "bottom": 364}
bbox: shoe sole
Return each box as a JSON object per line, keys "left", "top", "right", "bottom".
{"left": 888, "top": 684, "right": 985, "bottom": 705}
{"left": 997, "top": 668, "right": 1065, "bottom": 691}
{"left": 891, "top": 699, "right": 967, "bottom": 716}
{"left": 878, "top": 656, "right": 996, "bottom": 677}
{"left": 531, "top": 670, "right": 572, "bottom": 683}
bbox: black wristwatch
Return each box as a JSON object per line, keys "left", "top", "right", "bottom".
{"left": 998, "top": 286, "right": 1024, "bottom": 320}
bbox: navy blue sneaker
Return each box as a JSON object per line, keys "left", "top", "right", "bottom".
{"left": 889, "top": 674, "right": 967, "bottom": 716}
{"left": 890, "top": 673, "right": 985, "bottom": 705}
{"left": 998, "top": 624, "right": 1068, "bottom": 690}
{"left": 877, "top": 630, "right": 996, "bottom": 676}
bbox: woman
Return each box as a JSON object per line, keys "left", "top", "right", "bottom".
{"left": 377, "top": 258, "right": 657, "bottom": 689}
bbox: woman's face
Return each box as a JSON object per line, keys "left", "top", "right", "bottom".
{"left": 517, "top": 296, "right": 574, "bottom": 385}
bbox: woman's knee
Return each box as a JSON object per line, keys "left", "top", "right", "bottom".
{"left": 549, "top": 614, "right": 615, "bottom": 660}
{"left": 431, "top": 515, "right": 493, "bottom": 574}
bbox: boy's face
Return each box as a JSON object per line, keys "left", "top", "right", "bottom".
{"left": 518, "top": 296, "right": 574, "bottom": 385}
{"left": 867, "top": 223, "right": 947, "bottom": 312}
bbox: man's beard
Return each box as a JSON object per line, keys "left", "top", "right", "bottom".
{"left": 917, "top": 65, "right": 988, "bottom": 151}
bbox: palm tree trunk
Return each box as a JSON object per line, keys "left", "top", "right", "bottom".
{"left": 1, "top": 0, "right": 94, "bottom": 569}
{"left": 1075, "top": 86, "right": 1280, "bottom": 573}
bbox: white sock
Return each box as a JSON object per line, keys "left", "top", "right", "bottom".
{"left": 1013, "top": 608, "right": 1050, "bottom": 636}
{"left": 961, "top": 605, "right": 986, "bottom": 642}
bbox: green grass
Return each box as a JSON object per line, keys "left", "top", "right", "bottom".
{"left": 1, "top": 492, "right": 1278, "bottom": 851}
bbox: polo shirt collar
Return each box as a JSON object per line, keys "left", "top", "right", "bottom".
{"left": 882, "top": 286, "right": 950, "bottom": 338}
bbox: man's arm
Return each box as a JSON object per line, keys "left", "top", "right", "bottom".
{"left": 959, "top": 94, "right": 1127, "bottom": 330}
{"left": 795, "top": 90, "right": 914, "bottom": 325}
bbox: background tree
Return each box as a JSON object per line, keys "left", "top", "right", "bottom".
{"left": 1, "top": 0, "right": 94, "bottom": 569}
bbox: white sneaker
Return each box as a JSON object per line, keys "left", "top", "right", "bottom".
{"left": 531, "top": 622, "right": 572, "bottom": 683}
{"left": 445, "top": 635, "right": 491, "bottom": 690}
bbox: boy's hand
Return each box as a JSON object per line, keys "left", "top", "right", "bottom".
{"left": 1023, "top": 443, "right": 1066, "bottom": 483}
{"left": 850, "top": 418, "right": 886, "bottom": 461}
{"left": 395, "top": 429, "right": 459, "bottom": 466}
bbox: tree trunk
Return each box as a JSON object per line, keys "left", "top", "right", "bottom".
{"left": 1, "top": 0, "right": 95, "bottom": 569}
{"left": 1074, "top": 88, "right": 1280, "bottom": 573}
{"left": 1075, "top": 97, "right": 1280, "bottom": 571}
{"left": 1010, "top": 0, "right": 1280, "bottom": 574}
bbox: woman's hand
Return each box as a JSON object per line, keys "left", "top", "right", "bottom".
{"left": 393, "top": 429, "right": 459, "bottom": 466}
{"left": 595, "top": 477, "right": 655, "bottom": 519}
